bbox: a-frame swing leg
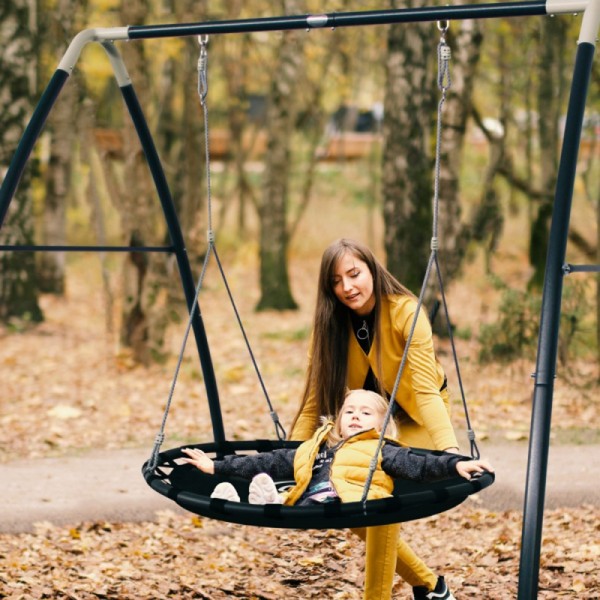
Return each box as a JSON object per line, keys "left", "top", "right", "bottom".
{"left": 0, "top": 70, "right": 70, "bottom": 227}
{"left": 518, "top": 5, "right": 600, "bottom": 598}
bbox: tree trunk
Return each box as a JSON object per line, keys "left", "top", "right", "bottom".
{"left": 221, "top": 17, "right": 255, "bottom": 237}
{"left": 36, "top": 0, "right": 79, "bottom": 294}
{"left": 117, "top": 0, "right": 168, "bottom": 364}
{"left": 383, "top": 4, "right": 482, "bottom": 297}
{"left": 255, "top": 0, "right": 304, "bottom": 312}
{"left": 528, "top": 17, "right": 568, "bottom": 289}
{"left": 436, "top": 17, "right": 483, "bottom": 281}
{"left": 0, "top": 0, "right": 43, "bottom": 323}
{"left": 157, "top": 0, "right": 208, "bottom": 282}
{"left": 382, "top": 14, "right": 434, "bottom": 294}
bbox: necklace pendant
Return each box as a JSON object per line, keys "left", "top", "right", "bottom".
{"left": 357, "top": 320, "right": 369, "bottom": 341}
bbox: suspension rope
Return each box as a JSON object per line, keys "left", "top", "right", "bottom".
{"left": 212, "top": 245, "right": 287, "bottom": 441}
{"left": 361, "top": 22, "right": 478, "bottom": 508}
{"left": 145, "top": 242, "right": 214, "bottom": 473}
{"left": 145, "top": 35, "right": 286, "bottom": 473}
{"left": 195, "top": 34, "right": 285, "bottom": 441}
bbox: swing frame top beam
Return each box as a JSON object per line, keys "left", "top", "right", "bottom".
{"left": 57, "top": 0, "right": 593, "bottom": 75}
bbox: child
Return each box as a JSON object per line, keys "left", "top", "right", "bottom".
{"left": 182, "top": 389, "right": 493, "bottom": 506}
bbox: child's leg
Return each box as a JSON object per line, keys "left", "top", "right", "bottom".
{"left": 352, "top": 525, "right": 438, "bottom": 595}
{"left": 248, "top": 473, "right": 283, "bottom": 504}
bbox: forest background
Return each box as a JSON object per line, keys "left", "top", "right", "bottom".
{"left": 1, "top": 0, "right": 599, "bottom": 598}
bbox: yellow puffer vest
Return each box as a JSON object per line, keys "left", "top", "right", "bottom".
{"left": 283, "top": 422, "right": 395, "bottom": 506}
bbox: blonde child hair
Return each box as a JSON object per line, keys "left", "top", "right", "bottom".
{"left": 326, "top": 389, "right": 398, "bottom": 447}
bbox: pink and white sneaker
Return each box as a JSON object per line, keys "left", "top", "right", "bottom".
{"left": 210, "top": 482, "right": 240, "bottom": 502}
{"left": 248, "top": 473, "right": 284, "bottom": 505}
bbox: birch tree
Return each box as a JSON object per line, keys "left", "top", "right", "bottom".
{"left": 255, "top": 0, "right": 305, "bottom": 311}
{"left": 37, "top": 0, "right": 81, "bottom": 294}
{"left": 0, "top": 0, "right": 43, "bottom": 323}
{"left": 383, "top": 1, "right": 482, "bottom": 295}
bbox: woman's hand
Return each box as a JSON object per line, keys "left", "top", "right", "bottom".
{"left": 456, "top": 458, "right": 494, "bottom": 480}
{"left": 181, "top": 447, "right": 215, "bottom": 474}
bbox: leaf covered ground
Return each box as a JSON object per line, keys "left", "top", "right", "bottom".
{"left": 1, "top": 254, "right": 599, "bottom": 598}
{"left": 1, "top": 506, "right": 598, "bottom": 599}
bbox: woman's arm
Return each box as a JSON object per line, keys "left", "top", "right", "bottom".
{"left": 290, "top": 339, "right": 321, "bottom": 441}
{"left": 393, "top": 298, "right": 459, "bottom": 450}
{"left": 289, "top": 393, "right": 319, "bottom": 441}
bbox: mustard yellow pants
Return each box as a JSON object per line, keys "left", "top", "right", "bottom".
{"left": 352, "top": 525, "right": 437, "bottom": 599}
{"left": 352, "top": 418, "right": 446, "bottom": 599}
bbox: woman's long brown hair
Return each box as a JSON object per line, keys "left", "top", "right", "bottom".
{"left": 291, "top": 238, "right": 414, "bottom": 432}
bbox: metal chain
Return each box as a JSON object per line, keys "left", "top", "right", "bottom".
{"left": 145, "top": 243, "right": 214, "bottom": 473}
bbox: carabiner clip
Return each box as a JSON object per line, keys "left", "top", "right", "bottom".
{"left": 197, "top": 35, "right": 209, "bottom": 103}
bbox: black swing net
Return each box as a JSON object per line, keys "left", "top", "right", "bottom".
{"left": 141, "top": 25, "right": 494, "bottom": 530}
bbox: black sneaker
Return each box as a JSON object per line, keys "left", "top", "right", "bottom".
{"left": 413, "top": 576, "right": 456, "bottom": 600}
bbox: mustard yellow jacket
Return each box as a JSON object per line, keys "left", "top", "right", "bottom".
{"left": 284, "top": 422, "right": 394, "bottom": 505}
{"left": 291, "top": 294, "right": 458, "bottom": 451}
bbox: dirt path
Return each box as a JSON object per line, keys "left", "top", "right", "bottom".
{"left": 3, "top": 441, "right": 599, "bottom": 534}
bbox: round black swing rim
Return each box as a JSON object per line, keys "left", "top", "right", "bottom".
{"left": 142, "top": 441, "right": 494, "bottom": 530}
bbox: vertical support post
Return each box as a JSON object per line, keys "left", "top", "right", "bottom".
{"left": 118, "top": 82, "right": 227, "bottom": 447}
{"left": 0, "top": 70, "right": 69, "bottom": 227}
{"left": 517, "top": 21, "right": 597, "bottom": 600}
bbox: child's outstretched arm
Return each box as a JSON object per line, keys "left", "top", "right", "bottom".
{"left": 181, "top": 448, "right": 215, "bottom": 474}
{"left": 181, "top": 446, "right": 296, "bottom": 481}
{"left": 455, "top": 458, "right": 494, "bottom": 480}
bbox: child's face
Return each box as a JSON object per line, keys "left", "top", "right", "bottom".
{"left": 338, "top": 392, "right": 384, "bottom": 439}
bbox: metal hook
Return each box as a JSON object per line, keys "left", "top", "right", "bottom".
{"left": 437, "top": 19, "right": 449, "bottom": 33}
{"left": 197, "top": 34, "right": 209, "bottom": 48}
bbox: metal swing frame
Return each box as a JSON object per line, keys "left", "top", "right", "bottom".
{"left": 0, "top": 1, "right": 598, "bottom": 597}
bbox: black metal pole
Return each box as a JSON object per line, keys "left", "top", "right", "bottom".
{"left": 0, "top": 69, "right": 69, "bottom": 228}
{"left": 517, "top": 40, "right": 596, "bottom": 599}
{"left": 127, "top": 1, "right": 547, "bottom": 40}
{"left": 119, "top": 83, "right": 226, "bottom": 446}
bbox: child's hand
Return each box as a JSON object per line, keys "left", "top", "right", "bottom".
{"left": 456, "top": 458, "right": 494, "bottom": 480}
{"left": 181, "top": 448, "right": 215, "bottom": 474}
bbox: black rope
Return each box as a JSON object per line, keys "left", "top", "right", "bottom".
{"left": 212, "top": 246, "right": 287, "bottom": 440}
{"left": 434, "top": 253, "right": 480, "bottom": 459}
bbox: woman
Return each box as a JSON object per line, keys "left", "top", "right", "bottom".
{"left": 290, "top": 238, "right": 458, "bottom": 600}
